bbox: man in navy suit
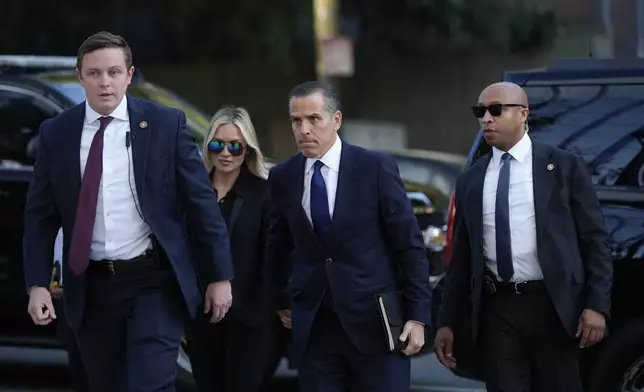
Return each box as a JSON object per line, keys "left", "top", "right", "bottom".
{"left": 266, "top": 81, "right": 432, "bottom": 391}
{"left": 435, "top": 82, "right": 612, "bottom": 391}
{"left": 23, "top": 31, "right": 234, "bottom": 392}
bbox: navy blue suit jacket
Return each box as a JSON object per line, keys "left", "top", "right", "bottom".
{"left": 22, "top": 96, "right": 234, "bottom": 328}
{"left": 266, "top": 140, "right": 432, "bottom": 361}
{"left": 438, "top": 139, "right": 613, "bottom": 341}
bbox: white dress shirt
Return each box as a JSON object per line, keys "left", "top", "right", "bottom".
{"left": 54, "top": 228, "right": 63, "bottom": 285}
{"left": 302, "top": 136, "right": 342, "bottom": 222}
{"left": 482, "top": 132, "right": 543, "bottom": 282}
{"left": 81, "top": 96, "right": 152, "bottom": 260}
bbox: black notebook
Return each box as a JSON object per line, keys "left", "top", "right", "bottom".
{"left": 375, "top": 291, "right": 406, "bottom": 352}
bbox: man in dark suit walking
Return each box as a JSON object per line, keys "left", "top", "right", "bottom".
{"left": 266, "top": 81, "right": 432, "bottom": 391}
{"left": 23, "top": 31, "right": 234, "bottom": 392}
{"left": 434, "top": 82, "right": 613, "bottom": 392}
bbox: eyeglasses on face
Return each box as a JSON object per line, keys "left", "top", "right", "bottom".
{"left": 207, "top": 139, "right": 245, "bottom": 156}
{"left": 471, "top": 103, "right": 526, "bottom": 118}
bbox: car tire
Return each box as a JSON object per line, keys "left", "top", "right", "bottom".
{"left": 587, "top": 318, "right": 644, "bottom": 392}
{"left": 175, "top": 334, "right": 196, "bottom": 391}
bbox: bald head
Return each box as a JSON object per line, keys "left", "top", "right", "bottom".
{"left": 478, "top": 82, "right": 528, "bottom": 107}
{"left": 475, "top": 82, "right": 530, "bottom": 151}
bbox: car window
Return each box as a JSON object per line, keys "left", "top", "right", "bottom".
{"left": 524, "top": 83, "right": 644, "bottom": 188}
{"left": 0, "top": 87, "right": 60, "bottom": 165}
{"left": 127, "top": 83, "right": 211, "bottom": 146}
{"left": 394, "top": 156, "right": 462, "bottom": 210}
{"left": 47, "top": 81, "right": 212, "bottom": 147}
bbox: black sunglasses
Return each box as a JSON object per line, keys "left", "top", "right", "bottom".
{"left": 207, "top": 139, "right": 245, "bottom": 156}
{"left": 471, "top": 103, "right": 526, "bottom": 118}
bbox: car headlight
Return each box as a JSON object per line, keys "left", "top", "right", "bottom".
{"left": 422, "top": 225, "right": 446, "bottom": 250}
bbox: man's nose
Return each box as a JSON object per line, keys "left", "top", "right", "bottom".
{"left": 482, "top": 110, "right": 494, "bottom": 124}
{"left": 99, "top": 73, "right": 110, "bottom": 86}
{"left": 300, "top": 124, "right": 312, "bottom": 135}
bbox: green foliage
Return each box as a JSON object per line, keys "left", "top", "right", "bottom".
{"left": 458, "top": 0, "right": 559, "bottom": 52}
{"left": 509, "top": 6, "right": 559, "bottom": 52}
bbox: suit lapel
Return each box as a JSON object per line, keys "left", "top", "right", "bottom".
{"left": 226, "top": 171, "right": 252, "bottom": 236}
{"left": 292, "top": 154, "right": 318, "bottom": 238}
{"left": 532, "top": 141, "right": 555, "bottom": 241}
{"left": 330, "top": 143, "right": 356, "bottom": 235}
{"left": 127, "top": 97, "right": 150, "bottom": 199}
{"left": 67, "top": 104, "right": 86, "bottom": 196}
{"left": 466, "top": 154, "right": 490, "bottom": 261}
{"left": 227, "top": 197, "right": 244, "bottom": 235}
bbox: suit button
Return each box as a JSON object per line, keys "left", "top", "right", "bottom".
{"left": 325, "top": 258, "right": 332, "bottom": 265}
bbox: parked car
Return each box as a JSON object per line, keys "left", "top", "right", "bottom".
{"left": 442, "top": 57, "right": 644, "bottom": 392}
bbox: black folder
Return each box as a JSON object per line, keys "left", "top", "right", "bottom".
{"left": 375, "top": 291, "right": 407, "bottom": 352}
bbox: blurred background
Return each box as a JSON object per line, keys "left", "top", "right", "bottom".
{"left": 1, "top": 0, "right": 643, "bottom": 391}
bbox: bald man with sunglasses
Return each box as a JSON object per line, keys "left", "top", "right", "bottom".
{"left": 434, "top": 82, "right": 613, "bottom": 392}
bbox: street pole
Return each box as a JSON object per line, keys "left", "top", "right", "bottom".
{"left": 313, "top": 0, "right": 338, "bottom": 84}
{"left": 598, "top": 0, "right": 614, "bottom": 57}
{"left": 637, "top": 0, "right": 644, "bottom": 57}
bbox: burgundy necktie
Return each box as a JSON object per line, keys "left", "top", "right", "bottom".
{"left": 68, "top": 116, "right": 113, "bottom": 275}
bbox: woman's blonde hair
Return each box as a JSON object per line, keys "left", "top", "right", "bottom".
{"left": 202, "top": 106, "right": 268, "bottom": 179}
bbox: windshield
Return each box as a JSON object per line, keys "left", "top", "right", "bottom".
{"left": 392, "top": 155, "right": 463, "bottom": 210}
{"left": 44, "top": 80, "right": 212, "bottom": 146}
{"left": 524, "top": 83, "right": 644, "bottom": 188}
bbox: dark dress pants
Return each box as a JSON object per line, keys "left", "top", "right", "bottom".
{"left": 479, "top": 283, "right": 584, "bottom": 392}
{"left": 55, "top": 297, "right": 91, "bottom": 392}
{"left": 297, "top": 306, "right": 411, "bottom": 392}
{"left": 75, "top": 261, "right": 186, "bottom": 392}
{"left": 186, "top": 309, "right": 270, "bottom": 392}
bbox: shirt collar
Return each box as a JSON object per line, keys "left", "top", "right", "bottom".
{"left": 305, "top": 135, "right": 342, "bottom": 173}
{"left": 84, "top": 95, "right": 129, "bottom": 125}
{"left": 492, "top": 131, "right": 531, "bottom": 164}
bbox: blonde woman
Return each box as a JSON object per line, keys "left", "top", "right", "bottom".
{"left": 186, "top": 106, "right": 271, "bottom": 392}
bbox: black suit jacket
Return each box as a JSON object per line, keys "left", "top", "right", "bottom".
{"left": 438, "top": 139, "right": 613, "bottom": 341}
{"left": 219, "top": 170, "right": 270, "bottom": 327}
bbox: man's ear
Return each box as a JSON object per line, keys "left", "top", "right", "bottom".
{"left": 333, "top": 111, "right": 343, "bottom": 132}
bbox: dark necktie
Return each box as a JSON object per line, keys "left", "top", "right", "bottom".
{"left": 310, "top": 160, "right": 332, "bottom": 244}
{"left": 68, "top": 116, "right": 113, "bottom": 275}
{"left": 496, "top": 152, "right": 514, "bottom": 281}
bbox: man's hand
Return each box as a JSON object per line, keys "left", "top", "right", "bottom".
{"left": 204, "top": 281, "right": 232, "bottom": 323}
{"left": 277, "top": 309, "right": 292, "bottom": 329}
{"left": 27, "top": 287, "right": 56, "bottom": 326}
{"left": 434, "top": 326, "right": 457, "bottom": 368}
{"left": 399, "top": 321, "right": 425, "bottom": 356}
{"left": 576, "top": 309, "right": 606, "bottom": 348}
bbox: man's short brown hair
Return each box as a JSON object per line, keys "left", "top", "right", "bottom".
{"left": 77, "top": 31, "right": 132, "bottom": 70}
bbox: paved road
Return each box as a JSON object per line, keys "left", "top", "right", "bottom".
{"left": 0, "top": 346, "right": 486, "bottom": 391}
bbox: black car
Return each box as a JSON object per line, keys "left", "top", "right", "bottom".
{"left": 443, "top": 58, "right": 644, "bottom": 392}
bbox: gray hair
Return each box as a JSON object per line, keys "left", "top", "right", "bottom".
{"left": 288, "top": 80, "right": 341, "bottom": 114}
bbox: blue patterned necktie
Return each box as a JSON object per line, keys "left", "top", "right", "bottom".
{"left": 496, "top": 152, "right": 514, "bottom": 281}
{"left": 310, "top": 160, "right": 332, "bottom": 244}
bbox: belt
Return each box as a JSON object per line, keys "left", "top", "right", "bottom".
{"left": 483, "top": 274, "right": 545, "bottom": 295}
{"left": 88, "top": 251, "right": 157, "bottom": 275}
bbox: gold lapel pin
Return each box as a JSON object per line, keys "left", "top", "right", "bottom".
{"left": 139, "top": 121, "right": 148, "bottom": 129}
{"left": 547, "top": 163, "right": 554, "bottom": 171}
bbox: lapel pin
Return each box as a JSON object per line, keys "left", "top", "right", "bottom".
{"left": 139, "top": 121, "right": 148, "bottom": 129}
{"left": 547, "top": 163, "right": 554, "bottom": 171}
